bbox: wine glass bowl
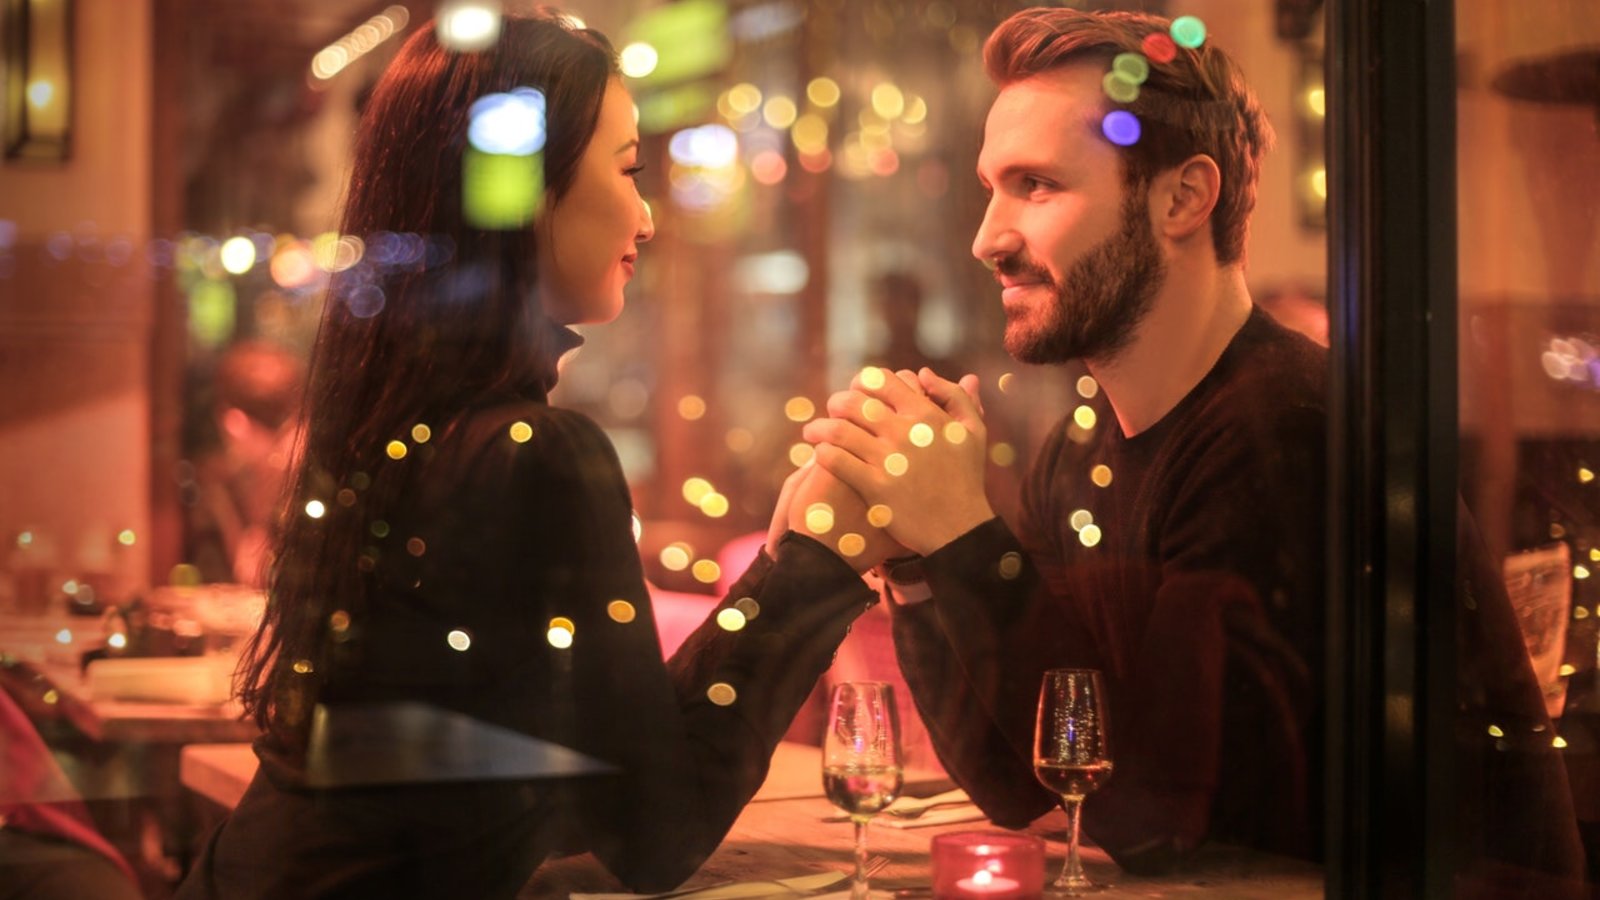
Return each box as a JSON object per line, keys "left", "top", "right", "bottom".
{"left": 823, "top": 682, "right": 903, "bottom": 900}
{"left": 1034, "top": 668, "right": 1113, "bottom": 895}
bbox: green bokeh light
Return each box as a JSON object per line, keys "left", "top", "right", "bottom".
{"left": 1102, "top": 72, "right": 1140, "bottom": 104}
{"left": 1112, "top": 52, "right": 1150, "bottom": 85}
{"left": 188, "top": 278, "right": 237, "bottom": 348}
{"left": 1171, "top": 16, "right": 1207, "bottom": 49}
{"left": 624, "top": 0, "right": 730, "bottom": 87}
{"left": 463, "top": 149, "right": 544, "bottom": 230}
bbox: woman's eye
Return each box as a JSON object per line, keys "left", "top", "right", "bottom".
{"left": 624, "top": 164, "right": 646, "bottom": 179}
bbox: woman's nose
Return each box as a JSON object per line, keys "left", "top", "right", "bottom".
{"left": 637, "top": 197, "right": 656, "bottom": 243}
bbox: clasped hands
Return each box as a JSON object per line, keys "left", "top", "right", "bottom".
{"left": 766, "top": 366, "right": 997, "bottom": 573}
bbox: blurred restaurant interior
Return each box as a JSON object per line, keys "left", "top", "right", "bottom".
{"left": 0, "top": 0, "right": 1596, "bottom": 896}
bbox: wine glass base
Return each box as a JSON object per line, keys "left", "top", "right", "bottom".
{"left": 1045, "top": 879, "right": 1108, "bottom": 897}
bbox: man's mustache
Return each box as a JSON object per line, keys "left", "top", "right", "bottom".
{"left": 993, "top": 253, "right": 1054, "bottom": 285}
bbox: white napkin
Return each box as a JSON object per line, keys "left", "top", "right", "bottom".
{"left": 572, "top": 870, "right": 847, "bottom": 899}
{"left": 880, "top": 804, "right": 989, "bottom": 829}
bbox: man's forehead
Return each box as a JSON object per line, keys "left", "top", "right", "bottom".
{"left": 979, "top": 68, "right": 1107, "bottom": 169}
{"left": 987, "top": 68, "right": 1105, "bottom": 133}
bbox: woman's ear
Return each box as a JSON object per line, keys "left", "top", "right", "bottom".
{"left": 1150, "top": 154, "right": 1221, "bottom": 246}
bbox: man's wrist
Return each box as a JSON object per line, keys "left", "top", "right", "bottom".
{"left": 879, "top": 554, "right": 933, "bottom": 605}
{"left": 904, "top": 506, "right": 997, "bottom": 557}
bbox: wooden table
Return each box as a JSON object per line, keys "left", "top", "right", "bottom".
{"left": 0, "top": 614, "right": 259, "bottom": 744}
{"left": 522, "top": 743, "right": 1322, "bottom": 899}
{"left": 180, "top": 741, "right": 1323, "bottom": 899}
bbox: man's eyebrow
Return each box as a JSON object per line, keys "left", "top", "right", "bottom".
{"left": 615, "top": 138, "right": 640, "bottom": 154}
{"left": 984, "top": 162, "right": 1062, "bottom": 184}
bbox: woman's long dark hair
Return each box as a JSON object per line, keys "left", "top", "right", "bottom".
{"left": 237, "top": 12, "right": 620, "bottom": 740}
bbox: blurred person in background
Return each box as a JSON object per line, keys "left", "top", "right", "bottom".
{"left": 186, "top": 339, "right": 306, "bottom": 586}
{"left": 176, "top": 12, "right": 886, "bottom": 899}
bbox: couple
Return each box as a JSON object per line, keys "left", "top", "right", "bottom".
{"left": 174, "top": 7, "right": 1572, "bottom": 900}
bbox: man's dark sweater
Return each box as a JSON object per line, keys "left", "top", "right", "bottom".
{"left": 890, "top": 306, "right": 1327, "bottom": 868}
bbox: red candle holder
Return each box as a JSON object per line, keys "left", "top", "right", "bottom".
{"left": 930, "top": 831, "right": 1045, "bottom": 899}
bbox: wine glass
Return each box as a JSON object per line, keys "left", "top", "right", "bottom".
{"left": 823, "top": 682, "right": 903, "bottom": 900}
{"left": 1034, "top": 669, "right": 1113, "bottom": 895}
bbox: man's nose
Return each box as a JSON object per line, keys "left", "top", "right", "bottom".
{"left": 971, "top": 199, "right": 1018, "bottom": 263}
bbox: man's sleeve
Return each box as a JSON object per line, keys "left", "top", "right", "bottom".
{"left": 887, "top": 425, "right": 1081, "bottom": 831}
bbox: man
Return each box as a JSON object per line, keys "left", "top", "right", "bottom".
{"left": 796, "top": 8, "right": 1325, "bottom": 870}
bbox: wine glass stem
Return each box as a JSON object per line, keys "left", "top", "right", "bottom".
{"left": 852, "top": 816, "right": 871, "bottom": 900}
{"left": 1056, "top": 795, "right": 1087, "bottom": 889}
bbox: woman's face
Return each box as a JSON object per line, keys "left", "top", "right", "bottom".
{"left": 536, "top": 78, "right": 654, "bottom": 325}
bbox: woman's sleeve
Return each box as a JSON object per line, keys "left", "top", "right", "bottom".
{"left": 500, "top": 408, "right": 874, "bottom": 891}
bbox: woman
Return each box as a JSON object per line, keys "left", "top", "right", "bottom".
{"left": 177, "top": 12, "right": 877, "bottom": 898}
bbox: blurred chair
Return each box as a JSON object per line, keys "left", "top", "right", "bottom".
{"left": 0, "top": 689, "right": 140, "bottom": 900}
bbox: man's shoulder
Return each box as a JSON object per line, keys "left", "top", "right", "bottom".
{"left": 1225, "top": 309, "right": 1327, "bottom": 406}
{"left": 1185, "top": 310, "right": 1327, "bottom": 441}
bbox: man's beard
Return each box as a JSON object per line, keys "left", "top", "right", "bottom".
{"left": 998, "top": 191, "right": 1166, "bottom": 366}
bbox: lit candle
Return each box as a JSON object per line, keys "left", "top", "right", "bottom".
{"left": 931, "top": 831, "right": 1044, "bottom": 900}
{"left": 953, "top": 868, "right": 1023, "bottom": 896}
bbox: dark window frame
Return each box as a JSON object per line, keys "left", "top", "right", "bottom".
{"left": 1325, "top": 0, "right": 1460, "bottom": 894}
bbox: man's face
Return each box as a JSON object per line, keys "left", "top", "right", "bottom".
{"left": 972, "top": 64, "right": 1166, "bottom": 365}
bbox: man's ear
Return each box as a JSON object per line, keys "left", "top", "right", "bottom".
{"left": 1149, "top": 154, "right": 1221, "bottom": 245}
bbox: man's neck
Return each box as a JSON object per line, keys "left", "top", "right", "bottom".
{"left": 1088, "top": 264, "right": 1253, "bottom": 438}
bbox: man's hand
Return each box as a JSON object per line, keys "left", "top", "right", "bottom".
{"left": 802, "top": 367, "right": 994, "bottom": 556}
{"left": 780, "top": 462, "right": 907, "bottom": 572}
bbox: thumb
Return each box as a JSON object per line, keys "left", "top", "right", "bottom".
{"left": 958, "top": 373, "right": 984, "bottom": 417}
{"left": 767, "top": 462, "right": 811, "bottom": 550}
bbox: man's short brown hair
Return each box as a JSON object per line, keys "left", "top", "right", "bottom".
{"left": 984, "top": 8, "right": 1274, "bottom": 266}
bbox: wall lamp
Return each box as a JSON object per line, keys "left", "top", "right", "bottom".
{"left": 3, "top": 0, "right": 74, "bottom": 162}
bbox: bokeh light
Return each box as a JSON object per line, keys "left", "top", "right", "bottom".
{"left": 1170, "top": 16, "right": 1207, "bottom": 49}
{"left": 1102, "top": 72, "right": 1140, "bottom": 103}
{"left": 805, "top": 502, "right": 836, "bottom": 534}
{"left": 1113, "top": 53, "right": 1151, "bottom": 84}
{"left": 678, "top": 394, "right": 707, "bottom": 420}
{"left": 871, "top": 83, "right": 905, "bottom": 119}
{"left": 468, "top": 89, "right": 547, "bottom": 156}
{"left": 1141, "top": 32, "right": 1178, "bottom": 64}
{"left": 1102, "top": 110, "right": 1142, "bottom": 146}
{"left": 762, "top": 95, "right": 798, "bottom": 129}
{"left": 619, "top": 42, "right": 659, "bottom": 78}
{"left": 437, "top": 1, "right": 503, "bottom": 52}
{"left": 806, "top": 77, "right": 841, "bottom": 107}
{"left": 717, "top": 607, "right": 747, "bottom": 631}
{"left": 219, "top": 236, "right": 257, "bottom": 274}
{"left": 785, "top": 397, "right": 816, "bottom": 422}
